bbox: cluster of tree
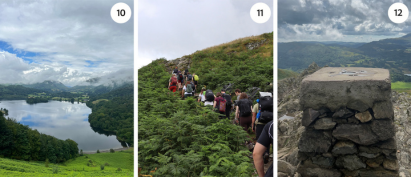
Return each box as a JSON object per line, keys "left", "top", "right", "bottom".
{"left": 0, "top": 85, "right": 45, "bottom": 100}
{"left": 138, "top": 41, "right": 263, "bottom": 175}
{"left": 0, "top": 112, "right": 78, "bottom": 163}
{"left": 26, "top": 97, "right": 49, "bottom": 104}
{"left": 86, "top": 84, "right": 133, "bottom": 147}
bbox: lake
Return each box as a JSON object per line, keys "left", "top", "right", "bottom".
{"left": 0, "top": 100, "right": 122, "bottom": 152}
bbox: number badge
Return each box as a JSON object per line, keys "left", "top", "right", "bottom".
{"left": 111, "top": 2, "right": 132, "bottom": 24}
{"left": 388, "top": 3, "right": 409, "bottom": 24}
{"left": 250, "top": 3, "right": 271, "bottom": 24}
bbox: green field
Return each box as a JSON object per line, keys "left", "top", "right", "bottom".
{"left": 0, "top": 149, "right": 134, "bottom": 176}
{"left": 392, "top": 81, "right": 411, "bottom": 94}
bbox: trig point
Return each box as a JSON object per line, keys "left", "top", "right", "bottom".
{"left": 297, "top": 67, "right": 397, "bottom": 177}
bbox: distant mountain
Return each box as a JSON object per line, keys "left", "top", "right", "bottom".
{"left": 279, "top": 33, "right": 411, "bottom": 82}
{"left": 23, "top": 80, "right": 69, "bottom": 92}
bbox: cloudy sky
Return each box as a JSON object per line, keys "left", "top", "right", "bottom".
{"left": 138, "top": 0, "right": 273, "bottom": 69}
{"left": 0, "top": 0, "right": 133, "bottom": 86}
{"left": 279, "top": 0, "right": 411, "bottom": 42}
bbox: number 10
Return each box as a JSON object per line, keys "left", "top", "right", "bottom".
{"left": 257, "top": 9, "right": 263, "bottom": 16}
{"left": 117, "top": 9, "right": 126, "bottom": 16}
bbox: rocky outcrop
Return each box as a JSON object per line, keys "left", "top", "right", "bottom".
{"left": 162, "top": 57, "right": 192, "bottom": 74}
{"left": 246, "top": 39, "right": 267, "bottom": 50}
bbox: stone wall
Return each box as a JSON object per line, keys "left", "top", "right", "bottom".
{"left": 297, "top": 67, "right": 398, "bottom": 177}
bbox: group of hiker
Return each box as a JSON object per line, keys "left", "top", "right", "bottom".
{"left": 168, "top": 67, "right": 199, "bottom": 98}
{"left": 168, "top": 67, "right": 273, "bottom": 177}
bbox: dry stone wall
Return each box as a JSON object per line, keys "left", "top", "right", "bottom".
{"left": 297, "top": 67, "right": 398, "bottom": 177}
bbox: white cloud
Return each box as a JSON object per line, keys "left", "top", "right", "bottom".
{"left": 138, "top": 0, "right": 273, "bottom": 67}
{"left": 0, "top": 0, "right": 133, "bottom": 86}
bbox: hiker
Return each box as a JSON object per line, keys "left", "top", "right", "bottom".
{"left": 213, "top": 92, "right": 226, "bottom": 115}
{"left": 177, "top": 71, "right": 184, "bottom": 90}
{"left": 253, "top": 121, "right": 273, "bottom": 177}
{"left": 252, "top": 92, "right": 273, "bottom": 164}
{"left": 168, "top": 74, "right": 178, "bottom": 92}
{"left": 204, "top": 89, "right": 215, "bottom": 108}
{"left": 184, "top": 68, "right": 189, "bottom": 77}
{"left": 198, "top": 89, "right": 206, "bottom": 102}
{"left": 236, "top": 92, "right": 253, "bottom": 131}
{"left": 185, "top": 72, "right": 195, "bottom": 93}
{"left": 186, "top": 72, "right": 193, "bottom": 82}
{"left": 220, "top": 89, "right": 233, "bottom": 119}
{"left": 193, "top": 73, "right": 199, "bottom": 90}
{"left": 235, "top": 89, "right": 242, "bottom": 102}
{"left": 182, "top": 81, "right": 194, "bottom": 98}
{"left": 173, "top": 67, "right": 179, "bottom": 75}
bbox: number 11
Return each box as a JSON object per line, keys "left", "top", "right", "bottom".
{"left": 257, "top": 9, "right": 263, "bottom": 16}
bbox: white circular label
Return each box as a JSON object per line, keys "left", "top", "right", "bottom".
{"left": 111, "top": 2, "right": 132, "bottom": 24}
{"left": 250, "top": 3, "right": 271, "bottom": 24}
{"left": 388, "top": 3, "right": 409, "bottom": 24}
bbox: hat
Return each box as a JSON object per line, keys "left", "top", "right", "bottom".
{"left": 221, "top": 89, "right": 226, "bottom": 92}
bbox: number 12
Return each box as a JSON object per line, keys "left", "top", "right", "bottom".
{"left": 394, "top": 9, "right": 402, "bottom": 16}
{"left": 257, "top": 9, "right": 263, "bottom": 16}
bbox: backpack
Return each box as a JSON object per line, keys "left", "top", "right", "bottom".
{"left": 259, "top": 96, "right": 273, "bottom": 112}
{"left": 205, "top": 90, "right": 214, "bottom": 101}
{"left": 173, "top": 69, "right": 178, "bottom": 73}
{"left": 179, "top": 74, "right": 183, "bottom": 80}
{"left": 222, "top": 93, "right": 232, "bottom": 107}
{"left": 258, "top": 95, "right": 273, "bottom": 123}
{"left": 258, "top": 111, "right": 273, "bottom": 124}
{"left": 185, "top": 69, "right": 189, "bottom": 74}
{"left": 171, "top": 76, "right": 177, "bottom": 85}
{"left": 219, "top": 98, "right": 226, "bottom": 113}
{"left": 194, "top": 75, "right": 199, "bottom": 81}
{"left": 239, "top": 99, "right": 252, "bottom": 117}
{"left": 187, "top": 74, "right": 193, "bottom": 81}
{"left": 186, "top": 84, "right": 193, "bottom": 93}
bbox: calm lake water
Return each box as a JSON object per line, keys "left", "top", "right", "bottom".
{"left": 0, "top": 100, "right": 122, "bottom": 152}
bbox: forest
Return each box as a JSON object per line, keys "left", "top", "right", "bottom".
{"left": 26, "top": 97, "right": 49, "bottom": 104}
{"left": 138, "top": 32, "right": 273, "bottom": 176}
{"left": 0, "top": 111, "right": 78, "bottom": 163}
{"left": 86, "top": 83, "right": 134, "bottom": 147}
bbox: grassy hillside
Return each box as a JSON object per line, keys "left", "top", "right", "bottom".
{"left": 138, "top": 32, "right": 274, "bottom": 176}
{"left": 163, "top": 32, "right": 273, "bottom": 93}
{"left": 278, "top": 69, "right": 298, "bottom": 80}
{"left": 0, "top": 148, "right": 133, "bottom": 176}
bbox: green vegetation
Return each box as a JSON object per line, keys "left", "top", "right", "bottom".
{"left": 278, "top": 69, "right": 298, "bottom": 80}
{"left": 391, "top": 81, "right": 411, "bottom": 94}
{"left": 278, "top": 34, "right": 411, "bottom": 82}
{"left": 138, "top": 32, "right": 274, "bottom": 176}
{"left": 0, "top": 112, "right": 78, "bottom": 163}
{"left": 0, "top": 148, "right": 133, "bottom": 176}
{"left": 26, "top": 97, "right": 49, "bottom": 104}
{"left": 86, "top": 84, "right": 133, "bottom": 147}
{"left": 0, "top": 85, "right": 44, "bottom": 100}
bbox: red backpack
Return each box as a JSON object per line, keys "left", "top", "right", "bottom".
{"left": 171, "top": 76, "right": 177, "bottom": 85}
{"left": 219, "top": 98, "right": 226, "bottom": 113}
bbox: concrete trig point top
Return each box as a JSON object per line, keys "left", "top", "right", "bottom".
{"left": 303, "top": 67, "right": 389, "bottom": 81}
{"left": 300, "top": 67, "right": 391, "bottom": 112}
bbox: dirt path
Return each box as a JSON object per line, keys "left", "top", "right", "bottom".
{"left": 83, "top": 147, "right": 131, "bottom": 154}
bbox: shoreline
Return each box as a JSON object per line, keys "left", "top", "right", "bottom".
{"left": 82, "top": 147, "right": 131, "bottom": 154}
